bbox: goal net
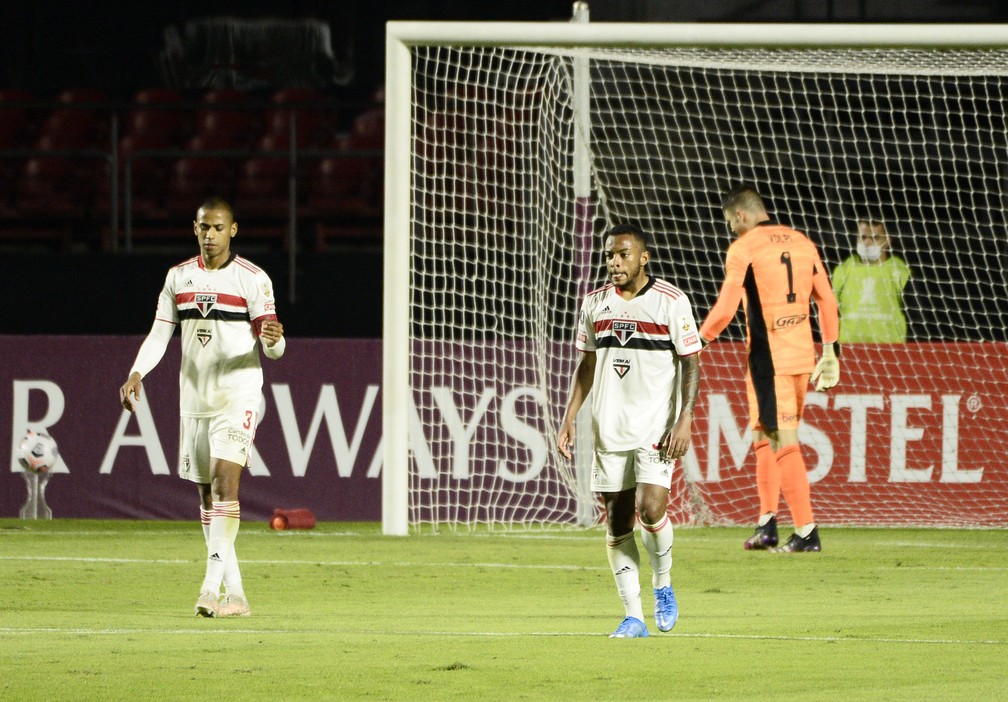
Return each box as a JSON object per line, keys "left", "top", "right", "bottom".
{"left": 383, "top": 22, "right": 1008, "bottom": 533}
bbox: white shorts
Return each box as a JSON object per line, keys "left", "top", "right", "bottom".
{"left": 178, "top": 408, "right": 258, "bottom": 484}
{"left": 591, "top": 446, "right": 676, "bottom": 493}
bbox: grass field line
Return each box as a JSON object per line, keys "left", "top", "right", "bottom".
{"left": 7, "top": 554, "right": 1008, "bottom": 572}
{"left": 1, "top": 529, "right": 1001, "bottom": 550}
{"left": 0, "top": 529, "right": 363, "bottom": 538}
{"left": 0, "top": 626, "right": 1003, "bottom": 646}
{"left": 0, "top": 554, "right": 608, "bottom": 570}
{"left": 878, "top": 565, "right": 1008, "bottom": 571}
{"left": 0, "top": 555, "right": 192, "bottom": 564}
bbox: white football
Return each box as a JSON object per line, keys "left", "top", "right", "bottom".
{"left": 17, "top": 430, "right": 59, "bottom": 474}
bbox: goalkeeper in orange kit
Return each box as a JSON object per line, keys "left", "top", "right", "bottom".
{"left": 700, "top": 184, "right": 840, "bottom": 552}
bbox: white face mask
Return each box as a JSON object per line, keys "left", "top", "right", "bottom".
{"left": 856, "top": 241, "right": 883, "bottom": 262}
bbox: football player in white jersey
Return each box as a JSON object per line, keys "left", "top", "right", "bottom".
{"left": 119, "top": 197, "right": 286, "bottom": 618}
{"left": 557, "top": 224, "right": 702, "bottom": 638}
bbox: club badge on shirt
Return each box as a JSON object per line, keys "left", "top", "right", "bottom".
{"left": 195, "top": 293, "right": 217, "bottom": 317}
{"left": 613, "top": 321, "right": 637, "bottom": 345}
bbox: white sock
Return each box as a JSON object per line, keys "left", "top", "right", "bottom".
{"left": 200, "top": 507, "right": 245, "bottom": 597}
{"left": 639, "top": 514, "right": 674, "bottom": 590}
{"left": 797, "top": 522, "right": 817, "bottom": 539}
{"left": 200, "top": 507, "right": 212, "bottom": 543}
{"left": 200, "top": 501, "right": 240, "bottom": 595}
{"left": 223, "top": 547, "right": 245, "bottom": 600}
{"left": 606, "top": 531, "right": 644, "bottom": 622}
{"left": 758, "top": 512, "right": 775, "bottom": 527}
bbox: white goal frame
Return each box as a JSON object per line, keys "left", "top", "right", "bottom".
{"left": 382, "top": 19, "right": 1008, "bottom": 535}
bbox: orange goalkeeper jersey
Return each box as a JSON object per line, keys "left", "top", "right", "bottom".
{"left": 700, "top": 223, "right": 839, "bottom": 376}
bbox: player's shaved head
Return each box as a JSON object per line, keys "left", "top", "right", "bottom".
{"left": 721, "top": 184, "right": 767, "bottom": 215}
{"left": 196, "top": 197, "right": 235, "bottom": 222}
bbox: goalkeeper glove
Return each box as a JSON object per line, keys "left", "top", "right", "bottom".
{"left": 810, "top": 342, "right": 840, "bottom": 391}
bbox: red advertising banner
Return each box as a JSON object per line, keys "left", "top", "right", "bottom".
{"left": 677, "top": 342, "right": 1008, "bottom": 527}
{"left": 2, "top": 337, "right": 1006, "bottom": 526}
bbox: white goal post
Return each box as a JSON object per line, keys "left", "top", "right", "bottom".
{"left": 383, "top": 16, "right": 1008, "bottom": 535}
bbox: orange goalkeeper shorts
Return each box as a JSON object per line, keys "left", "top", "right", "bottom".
{"left": 746, "top": 372, "right": 810, "bottom": 433}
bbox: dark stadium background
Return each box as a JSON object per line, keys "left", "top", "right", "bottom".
{"left": 1, "top": 0, "right": 1004, "bottom": 338}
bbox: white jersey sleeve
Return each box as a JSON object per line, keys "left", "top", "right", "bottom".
{"left": 670, "top": 294, "right": 704, "bottom": 357}
{"left": 154, "top": 268, "right": 181, "bottom": 325}
{"left": 129, "top": 319, "right": 176, "bottom": 378}
{"left": 245, "top": 268, "right": 279, "bottom": 330}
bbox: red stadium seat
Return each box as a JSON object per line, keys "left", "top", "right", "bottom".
{"left": 195, "top": 88, "right": 261, "bottom": 146}
{"left": 194, "top": 110, "right": 256, "bottom": 148}
{"left": 0, "top": 90, "right": 38, "bottom": 213}
{"left": 125, "top": 87, "right": 190, "bottom": 144}
{"left": 305, "top": 133, "right": 380, "bottom": 217}
{"left": 39, "top": 88, "right": 111, "bottom": 150}
{"left": 233, "top": 154, "right": 291, "bottom": 219}
{"left": 263, "top": 110, "right": 334, "bottom": 149}
{"left": 35, "top": 113, "right": 97, "bottom": 150}
{"left": 112, "top": 131, "right": 174, "bottom": 219}
{"left": 265, "top": 87, "right": 333, "bottom": 148}
{"left": 163, "top": 155, "right": 232, "bottom": 216}
{"left": 305, "top": 155, "right": 370, "bottom": 216}
{"left": 36, "top": 108, "right": 108, "bottom": 151}
{"left": 56, "top": 88, "right": 107, "bottom": 105}
{"left": 16, "top": 157, "right": 92, "bottom": 217}
{"left": 200, "top": 87, "right": 254, "bottom": 108}
{"left": 349, "top": 107, "right": 384, "bottom": 150}
{"left": 304, "top": 132, "right": 382, "bottom": 250}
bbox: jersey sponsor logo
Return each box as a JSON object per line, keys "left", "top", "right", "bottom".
{"left": 682, "top": 333, "right": 699, "bottom": 346}
{"left": 613, "top": 320, "right": 637, "bottom": 345}
{"left": 774, "top": 313, "right": 808, "bottom": 329}
{"left": 195, "top": 293, "right": 217, "bottom": 317}
{"left": 196, "top": 328, "right": 212, "bottom": 347}
{"left": 612, "top": 357, "right": 631, "bottom": 378}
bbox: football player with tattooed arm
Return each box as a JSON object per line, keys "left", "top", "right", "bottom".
{"left": 119, "top": 197, "right": 285, "bottom": 617}
{"left": 557, "top": 224, "right": 702, "bottom": 639}
{"left": 700, "top": 184, "right": 840, "bottom": 553}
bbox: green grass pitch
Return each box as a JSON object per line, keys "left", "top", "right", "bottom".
{"left": 1, "top": 519, "right": 1005, "bottom": 701}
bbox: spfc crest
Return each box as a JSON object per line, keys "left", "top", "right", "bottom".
{"left": 195, "top": 293, "right": 217, "bottom": 317}
{"left": 612, "top": 320, "right": 637, "bottom": 345}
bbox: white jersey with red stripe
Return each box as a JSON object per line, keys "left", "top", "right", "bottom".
{"left": 153, "top": 253, "right": 278, "bottom": 417}
{"left": 575, "top": 276, "right": 703, "bottom": 451}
